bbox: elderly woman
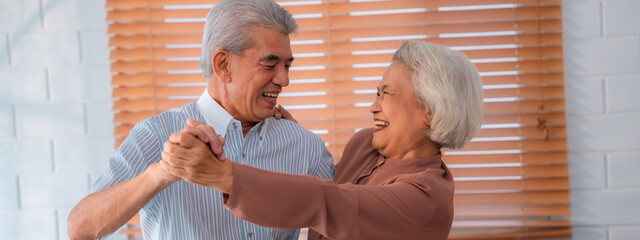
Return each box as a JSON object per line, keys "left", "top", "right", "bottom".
{"left": 160, "top": 41, "right": 484, "bottom": 240}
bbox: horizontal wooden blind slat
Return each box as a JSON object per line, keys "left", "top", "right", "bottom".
{"left": 454, "top": 178, "right": 569, "bottom": 191}
{"left": 106, "top": 18, "right": 562, "bottom": 36}
{"left": 106, "top": 1, "right": 563, "bottom": 22}
{"left": 109, "top": 45, "right": 564, "bottom": 61}
{"left": 454, "top": 191, "right": 570, "bottom": 205}
{"left": 109, "top": 58, "right": 564, "bottom": 73}
{"left": 111, "top": 107, "right": 568, "bottom": 125}
{"left": 449, "top": 226, "right": 571, "bottom": 240}
{"left": 111, "top": 82, "right": 564, "bottom": 98}
{"left": 449, "top": 165, "right": 568, "bottom": 178}
{"left": 110, "top": 72, "right": 565, "bottom": 88}
{"left": 108, "top": 32, "right": 563, "bottom": 48}
{"left": 109, "top": 7, "right": 560, "bottom": 31}
{"left": 105, "top": 0, "right": 561, "bottom": 9}
{"left": 453, "top": 219, "right": 571, "bottom": 228}
{"left": 454, "top": 204, "right": 570, "bottom": 217}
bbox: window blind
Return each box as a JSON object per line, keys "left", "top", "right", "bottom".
{"left": 106, "top": 0, "right": 569, "bottom": 238}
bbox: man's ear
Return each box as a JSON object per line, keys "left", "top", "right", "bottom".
{"left": 212, "top": 49, "right": 231, "bottom": 83}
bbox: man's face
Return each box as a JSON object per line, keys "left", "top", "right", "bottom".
{"left": 224, "top": 26, "right": 293, "bottom": 123}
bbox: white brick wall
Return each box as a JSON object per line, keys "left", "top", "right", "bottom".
{"left": 0, "top": 0, "right": 638, "bottom": 239}
{"left": 564, "top": 0, "right": 640, "bottom": 239}
{"left": 0, "top": 34, "right": 9, "bottom": 68}
{"left": 0, "top": 209, "right": 58, "bottom": 240}
{"left": 10, "top": 32, "right": 82, "bottom": 67}
{"left": 0, "top": 0, "right": 114, "bottom": 239}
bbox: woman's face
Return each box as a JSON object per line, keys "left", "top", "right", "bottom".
{"left": 370, "top": 61, "right": 432, "bottom": 159}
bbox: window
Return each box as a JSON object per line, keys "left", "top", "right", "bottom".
{"left": 107, "top": 0, "right": 569, "bottom": 238}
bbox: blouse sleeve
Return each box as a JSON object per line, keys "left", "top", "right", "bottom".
{"left": 223, "top": 162, "right": 453, "bottom": 240}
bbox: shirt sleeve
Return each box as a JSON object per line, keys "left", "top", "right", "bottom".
{"left": 224, "top": 162, "right": 452, "bottom": 240}
{"left": 86, "top": 121, "right": 164, "bottom": 240}
{"left": 308, "top": 140, "right": 336, "bottom": 180}
{"left": 88, "top": 120, "right": 162, "bottom": 194}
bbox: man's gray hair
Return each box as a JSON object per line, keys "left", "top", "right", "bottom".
{"left": 393, "top": 41, "right": 484, "bottom": 149}
{"left": 199, "top": 0, "right": 298, "bottom": 78}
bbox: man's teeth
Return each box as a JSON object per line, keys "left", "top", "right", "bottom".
{"left": 263, "top": 92, "right": 278, "bottom": 98}
{"left": 374, "top": 120, "right": 389, "bottom": 126}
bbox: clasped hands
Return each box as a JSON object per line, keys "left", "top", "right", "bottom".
{"left": 155, "top": 106, "right": 295, "bottom": 194}
{"left": 158, "top": 119, "right": 234, "bottom": 194}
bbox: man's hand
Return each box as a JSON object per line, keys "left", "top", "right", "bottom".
{"left": 148, "top": 162, "right": 181, "bottom": 186}
{"left": 179, "top": 119, "right": 227, "bottom": 161}
{"left": 159, "top": 119, "right": 233, "bottom": 193}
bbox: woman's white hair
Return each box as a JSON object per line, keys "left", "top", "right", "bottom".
{"left": 199, "top": 0, "right": 298, "bottom": 78}
{"left": 393, "top": 41, "right": 484, "bottom": 149}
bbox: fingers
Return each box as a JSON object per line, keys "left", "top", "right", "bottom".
{"left": 277, "top": 104, "right": 298, "bottom": 123}
{"left": 184, "top": 119, "right": 223, "bottom": 155}
{"left": 206, "top": 128, "right": 224, "bottom": 156}
{"left": 161, "top": 149, "right": 190, "bottom": 168}
{"left": 187, "top": 118, "right": 206, "bottom": 127}
{"left": 168, "top": 132, "right": 199, "bottom": 148}
{"left": 216, "top": 136, "right": 227, "bottom": 162}
{"left": 159, "top": 159, "right": 187, "bottom": 179}
{"left": 273, "top": 107, "right": 282, "bottom": 119}
{"left": 180, "top": 125, "right": 210, "bottom": 143}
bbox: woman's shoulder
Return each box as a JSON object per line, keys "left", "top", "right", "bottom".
{"left": 347, "top": 128, "right": 375, "bottom": 148}
{"left": 342, "top": 128, "right": 377, "bottom": 159}
{"left": 334, "top": 128, "right": 381, "bottom": 181}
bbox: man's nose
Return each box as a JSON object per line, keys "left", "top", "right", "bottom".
{"left": 273, "top": 66, "right": 289, "bottom": 87}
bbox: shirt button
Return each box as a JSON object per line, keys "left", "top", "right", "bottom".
{"left": 248, "top": 232, "right": 253, "bottom": 237}
{"left": 259, "top": 136, "right": 263, "bottom": 140}
{"left": 242, "top": 153, "right": 246, "bottom": 158}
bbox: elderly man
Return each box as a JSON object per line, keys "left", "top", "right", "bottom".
{"left": 67, "top": 0, "right": 335, "bottom": 239}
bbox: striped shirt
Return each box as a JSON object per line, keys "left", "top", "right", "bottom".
{"left": 90, "top": 91, "right": 335, "bottom": 239}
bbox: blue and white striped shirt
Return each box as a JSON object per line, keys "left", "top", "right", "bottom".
{"left": 90, "top": 91, "right": 335, "bottom": 239}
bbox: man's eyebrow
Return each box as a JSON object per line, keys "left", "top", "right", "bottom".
{"left": 260, "top": 54, "right": 294, "bottom": 63}
{"left": 260, "top": 54, "right": 280, "bottom": 62}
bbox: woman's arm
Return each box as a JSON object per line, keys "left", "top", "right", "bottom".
{"left": 161, "top": 121, "right": 452, "bottom": 240}
{"left": 224, "top": 162, "right": 452, "bottom": 240}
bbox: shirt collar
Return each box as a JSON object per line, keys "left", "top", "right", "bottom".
{"left": 196, "top": 89, "right": 233, "bottom": 138}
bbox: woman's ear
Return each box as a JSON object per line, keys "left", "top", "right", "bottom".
{"left": 424, "top": 109, "right": 432, "bottom": 127}
{"left": 212, "top": 49, "right": 231, "bottom": 83}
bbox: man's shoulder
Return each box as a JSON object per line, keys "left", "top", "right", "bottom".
{"left": 133, "top": 102, "right": 200, "bottom": 134}
{"left": 153, "top": 102, "right": 199, "bottom": 119}
{"left": 265, "top": 118, "right": 323, "bottom": 142}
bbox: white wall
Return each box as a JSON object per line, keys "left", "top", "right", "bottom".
{"left": 564, "top": 0, "right": 640, "bottom": 239}
{"left": 0, "top": 0, "right": 117, "bottom": 239}
{"left": 0, "top": 0, "right": 639, "bottom": 239}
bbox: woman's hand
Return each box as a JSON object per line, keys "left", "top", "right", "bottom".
{"left": 273, "top": 104, "right": 297, "bottom": 123}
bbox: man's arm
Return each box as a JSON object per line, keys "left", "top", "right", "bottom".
{"left": 67, "top": 119, "right": 222, "bottom": 240}
{"left": 67, "top": 163, "right": 178, "bottom": 240}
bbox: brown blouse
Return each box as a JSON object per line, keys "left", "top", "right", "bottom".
{"left": 224, "top": 128, "right": 454, "bottom": 240}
